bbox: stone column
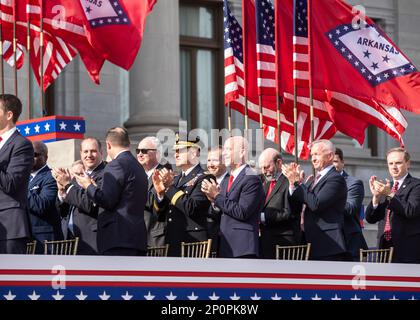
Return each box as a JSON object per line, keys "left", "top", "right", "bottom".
{"left": 124, "top": 0, "right": 180, "bottom": 141}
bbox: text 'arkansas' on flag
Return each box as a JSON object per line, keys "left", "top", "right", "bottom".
{"left": 275, "top": 0, "right": 409, "bottom": 146}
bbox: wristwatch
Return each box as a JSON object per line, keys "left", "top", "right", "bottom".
{"left": 64, "top": 183, "right": 72, "bottom": 192}
{"left": 386, "top": 192, "right": 395, "bottom": 201}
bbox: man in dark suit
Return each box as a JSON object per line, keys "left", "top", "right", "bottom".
{"left": 0, "top": 94, "right": 33, "bottom": 254}
{"left": 333, "top": 148, "right": 368, "bottom": 261}
{"left": 258, "top": 148, "right": 301, "bottom": 259}
{"left": 53, "top": 137, "right": 105, "bottom": 255}
{"left": 28, "top": 141, "right": 63, "bottom": 253}
{"left": 283, "top": 139, "right": 347, "bottom": 261}
{"left": 202, "top": 136, "right": 265, "bottom": 258}
{"left": 206, "top": 146, "right": 229, "bottom": 256}
{"left": 76, "top": 127, "right": 148, "bottom": 256}
{"left": 137, "top": 136, "right": 170, "bottom": 247}
{"left": 152, "top": 133, "right": 213, "bottom": 257}
{"left": 366, "top": 147, "right": 420, "bottom": 263}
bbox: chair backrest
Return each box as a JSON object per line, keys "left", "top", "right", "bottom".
{"left": 44, "top": 238, "right": 79, "bottom": 255}
{"left": 147, "top": 244, "right": 169, "bottom": 257}
{"left": 360, "top": 247, "right": 393, "bottom": 263}
{"left": 275, "top": 243, "right": 311, "bottom": 261}
{"left": 181, "top": 239, "right": 212, "bottom": 258}
{"left": 26, "top": 240, "right": 37, "bottom": 255}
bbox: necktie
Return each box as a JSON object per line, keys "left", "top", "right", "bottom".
{"left": 226, "top": 174, "right": 234, "bottom": 193}
{"left": 383, "top": 181, "right": 399, "bottom": 241}
{"left": 176, "top": 173, "right": 185, "bottom": 187}
{"left": 0, "top": 136, "right": 2, "bottom": 142}
{"left": 300, "top": 173, "right": 322, "bottom": 231}
{"left": 265, "top": 179, "right": 276, "bottom": 202}
{"left": 68, "top": 206, "right": 76, "bottom": 236}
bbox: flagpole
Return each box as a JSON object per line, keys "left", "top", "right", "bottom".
{"left": 307, "top": 0, "right": 315, "bottom": 177}
{"left": 242, "top": 0, "right": 249, "bottom": 133}
{"left": 292, "top": 0, "right": 298, "bottom": 164}
{"left": 12, "top": 0, "right": 17, "bottom": 96}
{"left": 27, "top": 6, "right": 32, "bottom": 119}
{"left": 274, "top": 0, "right": 281, "bottom": 155}
{"left": 0, "top": 14, "right": 4, "bottom": 95}
{"left": 293, "top": 84, "right": 298, "bottom": 164}
{"left": 228, "top": 102, "right": 232, "bottom": 132}
{"left": 308, "top": 0, "right": 314, "bottom": 145}
{"left": 40, "top": 0, "right": 45, "bottom": 116}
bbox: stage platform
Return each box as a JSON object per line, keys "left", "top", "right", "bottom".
{"left": 0, "top": 255, "right": 419, "bottom": 300}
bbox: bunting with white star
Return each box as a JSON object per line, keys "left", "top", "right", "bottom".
{"left": 16, "top": 116, "right": 85, "bottom": 142}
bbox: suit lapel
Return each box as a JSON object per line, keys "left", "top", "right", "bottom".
{"left": 0, "top": 130, "right": 19, "bottom": 155}
{"left": 227, "top": 165, "right": 248, "bottom": 194}
{"left": 178, "top": 165, "right": 202, "bottom": 187}
{"left": 265, "top": 174, "right": 285, "bottom": 205}
{"left": 30, "top": 165, "right": 50, "bottom": 188}
{"left": 312, "top": 167, "right": 335, "bottom": 192}
{"left": 396, "top": 174, "right": 412, "bottom": 196}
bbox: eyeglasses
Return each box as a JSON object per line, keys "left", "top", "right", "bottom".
{"left": 136, "top": 148, "right": 157, "bottom": 155}
{"left": 34, "top": 152, "right": 42, "bottom": 158}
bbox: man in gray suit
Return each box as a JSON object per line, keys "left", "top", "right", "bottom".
{"left": 137, "top": 136, "right": 169, "bottom": 247}
{"left": 0, "top": 94, "right": 34, "bottom": 254}
{"left": 333, "top": 148, "right": 368, "bottom": 261}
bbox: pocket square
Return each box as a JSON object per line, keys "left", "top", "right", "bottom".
{"left": 30, "top": 186, "right": 40, "bottom": 191}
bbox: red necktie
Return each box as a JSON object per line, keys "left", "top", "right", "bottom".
{"left": 226, "top": 175, "right": 234, "bottom": 193}
{"left": 265, "top": 179, "right": 276, "bottom": 202}
{"left": 0, "top": 136, "right": 2, "bottom": 143}
{"left": 383, "top": 181, "right": 399, "bottom": 241}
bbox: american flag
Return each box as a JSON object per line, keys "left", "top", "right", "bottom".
{"left": 26, "top": 0, "right": 77, "bottom": 91}
{"left": 224, "top": 0, "right": 244, "bottom": 105}
{"left": 256, "top": 0, "right": 276, "bottom": 96}
{"left": 2, "top": 40, "right": 25, "bottom": 69}
{"left": 0, "top": 0, "right": 76, "bottom": 91}
{"left": 293, "top": 0, "right": 310, "bottom": 87}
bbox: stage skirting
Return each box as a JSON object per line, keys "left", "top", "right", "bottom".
{"left": 0, "top": 255, "right": 419, "bottom": 300}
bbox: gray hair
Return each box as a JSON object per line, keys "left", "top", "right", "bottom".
{"left": 310, "top": 139, "right": 335, "bottom": 154}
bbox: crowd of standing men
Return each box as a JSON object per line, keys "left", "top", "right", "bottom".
{"left": 1, "top": 94, "right": 419, "bottom": 263}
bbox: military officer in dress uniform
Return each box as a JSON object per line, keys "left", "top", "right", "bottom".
{"left": 152, "top": 133, "right": 214, "bottom": 256}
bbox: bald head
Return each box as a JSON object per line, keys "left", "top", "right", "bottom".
{"left": 32, "top": 140, "right": 48, "bottom": 172}
{"left": 259, "top": 148, "right": 282, "bottom": 180}
{"left": 222, "top": 136, "right": 248, "bottom": 169}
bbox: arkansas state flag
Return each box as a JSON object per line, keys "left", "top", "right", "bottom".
{"left": 310, "top": 0, "right": 420, "bottom": 113}
{"left": 79, "top": 0, "right": 156, "bottom": 70}
{"left": 276, "top": 0, "right": 409, "bottom": 145}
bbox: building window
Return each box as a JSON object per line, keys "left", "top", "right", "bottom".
{"left": 179, "top": 0, "right": 223, "bottom": 133}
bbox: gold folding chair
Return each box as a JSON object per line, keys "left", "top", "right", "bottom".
{"left": 44, "top": 237, "right": 79, "bottom": 255}
{"left": 275, "top": 243, "right": 311, "bottom": 261}
{"left": 26, "top": 240, "right": 37, "bottom": 254}
{"left": 147, "top": 244, "right": 169, "bottom": 257}
{"left": 360, "top": 247, "right": 393, "bottom": 263}
{"left": 181, "top": 239, "right": 212, "bottom": 258}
